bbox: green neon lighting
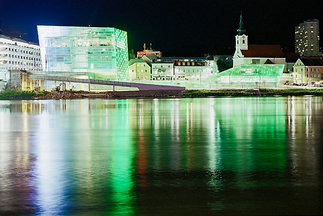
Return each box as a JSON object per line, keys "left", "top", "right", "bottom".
{"left": 37, "top": 26, "right": 129, "bottom": 81}
{"left": 212, "top": 64, "right": 285, "bottom": 87}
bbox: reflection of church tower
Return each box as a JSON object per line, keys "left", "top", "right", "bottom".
{"left": 233, "top": 13, "right": 248, "bottom": 66}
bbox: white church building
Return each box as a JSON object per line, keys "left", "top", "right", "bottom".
{"left": 233, "top": 14, "right": 286, "bottom": 67}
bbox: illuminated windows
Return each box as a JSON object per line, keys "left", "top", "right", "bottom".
{"left": 37, "top": 26, "right": 129, "bottom": 80}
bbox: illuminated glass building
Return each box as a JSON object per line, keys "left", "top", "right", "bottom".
{"left": 213, "top": 64, "right": 285, "bottom": 87}
{"left": 37, "top": 26, "right": 129, "bottom": 80}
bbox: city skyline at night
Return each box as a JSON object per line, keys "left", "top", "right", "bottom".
{"left": 0, "top": 0, "right": 322, "bottom": 56}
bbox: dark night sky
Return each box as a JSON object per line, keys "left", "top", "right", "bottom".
{"left": 0, "top": 0, "right": 322, "bottom": 56}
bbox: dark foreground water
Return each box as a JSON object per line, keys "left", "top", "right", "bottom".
{"left": 0, "top": 97, "right": 323, "bottom": 215}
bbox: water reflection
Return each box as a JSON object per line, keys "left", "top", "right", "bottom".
{"left": 0, "top": 97, "right": 322, "bottom": 215}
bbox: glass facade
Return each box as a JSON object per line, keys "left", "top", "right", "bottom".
{"left": 212, "top": 64, "right": 285, "bottom": 87}
{"left": 37, "top": 26, "right": 129, "bottom": 80}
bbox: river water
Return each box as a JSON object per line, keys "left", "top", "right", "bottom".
{"left": 0, "top": 97, "right": 322, "bottom": 215}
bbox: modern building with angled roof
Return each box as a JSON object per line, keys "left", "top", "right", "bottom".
{"left": 37, "top": 25, "right": 129, "bottom": 81}
{"left": 213, "top": 64, "right": 285, "bottom": 87}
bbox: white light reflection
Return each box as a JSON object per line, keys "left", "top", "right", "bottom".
{"left": 35, "top": 110, "right": 67, "bottom": 215}
{"left": 207, "top": 99, "right": 222, "bottom": 189}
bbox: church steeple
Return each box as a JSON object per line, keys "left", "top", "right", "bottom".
{"left": 237, "top": 12, "right": 246, "bottom": 35}
{"left": 233, "top": 12, "right": 248, "bottom": 66}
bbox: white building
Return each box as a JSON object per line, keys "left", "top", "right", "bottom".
{"left": 151, "top": 57, "right": 217, "bottom": 81}
{"left": 233, "top": 14, "right": 286, "bottom": 67}
{"left": 151, "top": 61, "right": 174, "bottom": 80}
{"left": 174, "top": 60, "right": 213, "bottom": 80}
{"left": 0, "top": 34, "right": 42, "bottom": 82}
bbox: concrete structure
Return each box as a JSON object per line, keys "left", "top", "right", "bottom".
{"left": 0, "top": 34, "right": 42, "bottom": 89}
{"left": 6, "top": 70, "right": 45, "bottom": 91}
{"left": 293, "top": 57, "right": 323, "bottom": 84}
{"left": 29, "top": 73, "right": 185, "bottom": 91}
{"left": 128, "top": 59, "right": 151, "bottom": 80}
{"left": 37, "top": 25, "right": 129, "bottom": 80}
{"left": 295, "top": 19, "right": 321, "bottom": 57}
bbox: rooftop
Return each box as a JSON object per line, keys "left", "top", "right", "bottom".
{"left": 0, "top": 34, "right": 39, "bottom": 46}
{"left": 129, "top": 58, "right": 146, "bottom": 66}
{"left": 242, "top": 44, "right": 285, "bottom": 57}
{"left": 154, "top": 57, "right": 208, "bottom": 63}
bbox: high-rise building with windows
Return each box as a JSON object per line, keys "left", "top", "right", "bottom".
{"left": 37, "top": 26, "right": 129, "bottom": 80}
{"left": 295, "top": 19, "right": 321, "bottom": 57}
{"left": 0, "top": 34, "right": 42, "bottom": 81}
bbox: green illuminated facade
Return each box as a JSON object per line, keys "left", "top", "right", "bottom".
{"left": 213, "top": 64, "right": 285, "bottom": 87}
{"left": 37, "top": 26, "right": 129, "bottom": 80}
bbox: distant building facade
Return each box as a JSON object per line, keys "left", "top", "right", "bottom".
{"left": 151, "top": 57, "right": 216, "bottom": 81}
{"left": 137, "top": 43, "right": 162, "bottom": 59}
{"left": 151, "top": 60, "right": 174, "bottom": 80}
{"left": 293, "top": 57, "right": 323, "bottom": 84}
{"left": 128, "top": 59, "right": 151, "bottom": 80}
{"left": 295, "top": 19, "right": 321, "bottom": 57}
{"left": 6, "top": 70, "right": 45, "bottom": 91}
{"left": 0, "top": 34, "right": 42, "bottom": 84}
{"left": 234, "top": 44, "right": 287, "bottom": 67}
{"left": 37, "top": 25, "right": 129, "bottom": 80}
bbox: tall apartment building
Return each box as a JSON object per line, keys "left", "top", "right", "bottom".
{"left": 295, "top": 19, "right": 321, "bottom": 57}
{"left": 0, "top": 34, "right": 42, "bottom": 81}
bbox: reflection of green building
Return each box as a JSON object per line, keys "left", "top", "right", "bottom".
{"left": 37, "top": 26, "right": 129, "bottom": 80}
{"left": 214, "top": 64, "right": 284, "bottom": 87}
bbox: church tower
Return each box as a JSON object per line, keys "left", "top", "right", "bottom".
{"left": 233, "top": 13, "right": 248, "bottom": 66}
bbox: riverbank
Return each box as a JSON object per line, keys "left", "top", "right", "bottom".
{"left": 2, "top": 88, "right": 323, "bottom": 100}
{"left": 39, "top": 88, "right": 323, "bottom": 99}
{"left": 0, "top": 89, "right": 48, "bottom": 100}
{"left": 183, "top": 88, "right": 323, "bottom": 97}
